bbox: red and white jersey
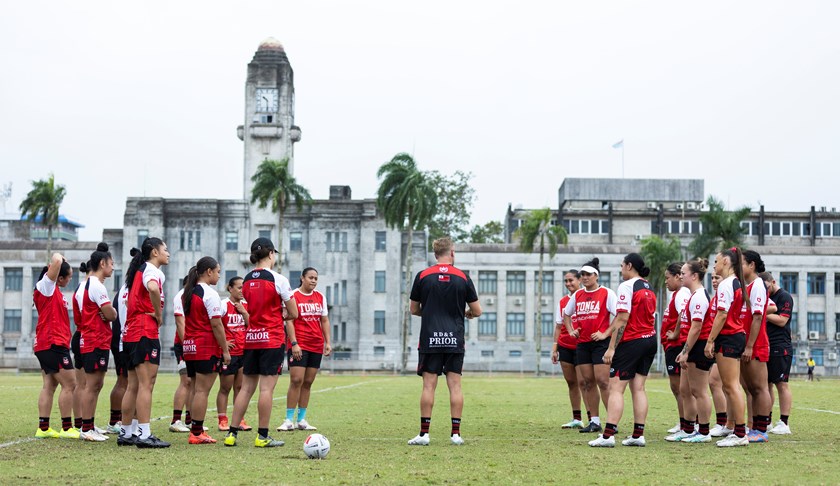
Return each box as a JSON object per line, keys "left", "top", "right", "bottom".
{"left": 75, "top": 276, "right": 112, "bottom": 353}
{"left": 563, "top": 286, "right": 617, "bottom": 343}
{"left": 124, "top": 262, "right": 166, "bottom": 342}
{"left": 681, "top": 287, "right": 710, "bottom": 341}
{"left": 287, "top": 289, "right": 328, "bottom": 354}
{"left": 662, "top": 287, "right": 690, "bottom": 348}
{"left": 701, "top": 291, "right": 719, "bottom": 340}
{"left": 242, "top": 268, "right": 293, "bottom": 349}
{"left": 173, "top": 288, "right": 184, "bottom": 345}
{"left": 33, "top": 275, "right": 72, "bottom": 352}
{"left": 116, "top": 284, "right": 129, "bottom": 352}
{"left": 743, "top": 279, "right": 770, "bottom": 351}
{"left": 221, "top": 298, "right": 247, "bottom": 357}
{"left": 182, "top": 283, "right": 223, "bottom": 361}
{"left": 555, "top": 294, "right": 579, "bottom": 350}
{"left": 716, "top": 276, "right": 745, "bottom": 336}
{"left": 615, "top": 277, "right": 657, "bottom": 343}
{"left": 72, "top": 279, "right": 85, "bottom": 330}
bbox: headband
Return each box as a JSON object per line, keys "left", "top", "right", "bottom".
{"left": 580, "top": 265, "right": 599, "bottom": 275}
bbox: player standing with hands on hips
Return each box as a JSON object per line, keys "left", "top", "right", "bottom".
{"left": 408, "top": 237, "right": 481, "bottom": 446}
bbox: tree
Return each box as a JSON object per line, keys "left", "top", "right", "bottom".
{"left": 689, "top": 195, "right": 751, "bottom": 259}
{"left": 426, "top": 170, "right": 475, "bottom": 244}
{"left": 20, "top": 173, "right": 66, "bottom": 261}
{"left": 640, "top": 234, "right": 683, "bottom": 371}
{"left": 376, "top": 153, "right": 438, "bottom": 373}
{"left": 250, "top": 158, "right": 312, "bottom": 272}
{"left": 515, "top": 208, "right": 568, "bottom": 375}
{"left": 467, "top": 221, "right": 505, "bottom": 244}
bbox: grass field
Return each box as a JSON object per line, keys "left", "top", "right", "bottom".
{"left": 0, "top": 371, "right": 838, "bottom": 485}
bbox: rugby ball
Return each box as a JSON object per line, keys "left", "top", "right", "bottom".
{"left": 303, "top": 433, "right": 330, "bottom": 459}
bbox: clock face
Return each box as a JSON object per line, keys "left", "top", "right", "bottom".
{"left": 255, "top": 88, "right": 279, "bottom": 113}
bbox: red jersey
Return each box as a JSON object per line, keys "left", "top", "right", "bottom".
{"left": 661, "top": 287, "right": 690, "bottom": 348}
{"left": 33, "top": 275, "right": 72, "bottom": 352}
{"left": 615, "top": 277, "right": 657, "bottom": 343}
{"left": 744, "top": 280, "right": 770, "bottom": 353}
{"left": 221, "top": 298, "right": 247, "bottom": 357}
{"left": 701, "top": 291, "right": 718, "bottom": 340}
{"left": 563, "top": 286, "right": 617, "bottom": 343}
{"left": 75, "top": 276, "right": 112, "bottom": 353}
{"left": 242, "top": 268, "right": 293, "bottom": 349}
{"left": 682, "top": 288, "right": 710, "bottom": 342}
{"left": 182, "top": 283, "right": 223, "bottom": 361}
{"left": 556, "top": 294, "right": 579, "bottom": 350}
{"left": 716, "top": 276, "right": 745, "bottom": 336}
{"left": 124, "top": 262, "right": 166, "bottom": 342}
{"left": 287, "top": 289, "right": 328, "bottom": 354}
{"left": 173, "top": 288, "right": 184, "bottom": 345}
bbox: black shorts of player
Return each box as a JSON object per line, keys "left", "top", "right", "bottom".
{"left": 71, "top": 331, "right": 83, "bottom": 370}
{"left": 664, "top": 347, "right": 682, "bottom": 376}
{"left": 174, "top": 343, "right": 184, "bottom": 364}
{"left": 123, "top": 337, "right": 162, "bottom": 370}
{"left": 417, "top": 352, "right": 464, "bottom": 376}
{"left": 186, "top": 357, "right": 221, "bottom": 378}
{"left": 112, "top": 348, "right": 129, "bottom": 378}
{"left": 35, "top": 345, "right": 74, "bottom": 375}
{"left": 687, "top": 339, "right": 715, "bottom": 372}
{"left": 288, "top": 349, "right": 324, "bottom": 369}
{"left": 556, "top": 345, "right": 576, "bottom": 365}
{"left": 713, "top": 333, "right": 746, "bottom": 360}
{"left": 219, "top": 355, "right": 244, "bottom": 376}
{"left": 82, "top": 349, "right": 110, "bottom": 374}
{"left": 242, "top": 346, "right": 285, "bottom": 376}
{"left": 609, "top": 336, "right": 656, "bottom": 380}
{"left": 767, "top": 353, "right": 793, "bottom": 383}
{"left": 575, "top": 340, "right": 609, "bottom": 366}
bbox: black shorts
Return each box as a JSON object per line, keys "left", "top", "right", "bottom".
{"left": 242, "top": 347, "right": 285, "bottom": 376}
{"left": 123, "top": 337, "right": 161, "bottom": 369}
{"left": 82, "top": 349, "right": 110, "bottom": 374}
{"left": 71, "top": 331, "right": 83, "bottom": 370}
{"left": 288, "top": 350, "right": 323, "bottom": 369}
{"left": 112, "top": 349, "right": 128, "bottom": 378}
{"left": 174, "top": 344, "right": 184, "bottom": 364}
{"left": 556, "top": 345, "right": 576, "bottom": 365}
{"left": 35, "top": 345, "right": 74, "bottom": 375}
{"left": 220, "top": 355, "right": 244, "bottom": 376}
{"left": 713, "top": 333, "right": 746, "bottom": 360}
{"left": 576, "top": 340, "right": 609, "bottom": 366}
{"left": 186, "top": 357, "right": 221, "bottom": 378}
{"left": 417, "top": 352, "right": 464, "bottom": 376}
{"left": 767, "top": 353, "right": 793, "bottom": 383}
{"left": 665, "top": 347, "right": 682, "bottom": 376}
{"left": 687, "top": 339, "right": 715, "bottom": 372}
{"left": 610, "top": 336, "right": 656, "bottom": 381}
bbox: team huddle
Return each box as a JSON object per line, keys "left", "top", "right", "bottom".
{"left": 32, "top": 236, "right": 331, "bottom": 448}
{"left": 551, "top": 248, "right": 794, "bottom": 447}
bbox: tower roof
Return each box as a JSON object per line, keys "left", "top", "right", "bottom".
{"left": 258, "top": 37, "right": 285, "bottom": 52}
{"left": 251, "top": 37, "right": 289, "bottom": 65}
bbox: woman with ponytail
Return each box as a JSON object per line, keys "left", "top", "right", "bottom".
{"left": 119, "top": 237, "right": 170, "bottom": 449}
{"left": 704, "top": 247, "right": 748, "bottom": 447}
{"left": 216, "top": 276, "right": 251, "bottom": 432}
{"left": 170, "top": 273, "right": 193, "bottom": 434}
{"left": 74, "top": 243, "right": 117, "bottom": 442}
{"left": 661, "top": 262, "right": 690, "bottom": 435}
{"left": 552, "top": 269, "right": 585, "bottom": 429}
{"left": 71, "top": 261, "right": 91, "bottom": 433}
{"left": 181, "top": 257, "right": 230, "bottom": 444}
{"left": 32, "top": 253, "right": 78, "bottom": 439}
{"left": 589, "top": 253, "right": 657, "bottom": 448}
{"left": 740, "top": 250, "right": 772, "bottom": 442}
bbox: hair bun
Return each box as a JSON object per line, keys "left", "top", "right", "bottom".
{"left": 79, "top": 261, "right": 89, "bottom": 273}
{"left": 96, "top": 242, "right": 109, "bottom": 252}
{"left": 129, "top": 247, "right": 140, "bottom": 257}
{"left": 640, "top": 267, "right": 651, "bottom": 278}
{"left": 591, "top": 257, "right": 600, "bottom": 266}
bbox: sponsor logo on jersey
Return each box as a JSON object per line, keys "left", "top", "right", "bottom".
{"left": 252, "top": 272, "right": 261, "bottom": 278}
{"left": 99, "top": 358, "right": 106, "bottom": 366}
{"left": 439, "top": 275, "right": 450, "bottom": 282}
{"left": 428, "top": 331, "right": 457, "bottom": 346}
{"left": 576, "top": 301, "right": 601, "bottom": 314}
{"left": 63, "top": 357, "right": 70, "bottom": 365}
{"left": 620, "top": 294, "right": 626, "bottom": 300}
{"left": 439, "top": 266, "right": 449, "bottom": 273}
{"left": 151, "top": 349, "right": 158, "bottom": 358}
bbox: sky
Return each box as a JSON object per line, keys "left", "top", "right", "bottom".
{"left": 1, "top": 1, "right": 839, "bottom": 241}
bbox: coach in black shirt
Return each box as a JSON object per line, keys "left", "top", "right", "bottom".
{"left": 760, "top": 272, "right": 794, "bottom": 435}
{"left": 407, "top": 237, "right": 481, "bottom": 446}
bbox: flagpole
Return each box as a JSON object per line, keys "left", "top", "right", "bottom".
{"left": 622, "top": 144, "right": 625, "bottom": 179}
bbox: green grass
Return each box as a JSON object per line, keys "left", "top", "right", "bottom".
{"left": 0, "top": 372, "right": 838, "bottom": 485}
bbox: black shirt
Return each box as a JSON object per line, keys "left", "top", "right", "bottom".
{"left": 768, "top": 288, "right": 794, "bottom": 353}
{"left": 410, "top": 264, "right": 478, "bottom": 354}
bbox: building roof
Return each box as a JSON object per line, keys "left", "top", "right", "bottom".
{"left": 18, "top": 214, "right": 85, "bottom": 228}
{"left": 558, "top": 178, "right": 704, "bottom": 207}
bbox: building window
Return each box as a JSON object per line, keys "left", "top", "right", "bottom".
{"left": 259, "top": 229, "right": 272, "bottom": 240}
{"left": 374, "top": 346, "right": 386, "bottom": 357}
{"left": 31, "top": 267, "right": 42, "bottom": 287}
{"left": 289, "top": 232, "right": 303, "bottom": 252}
{"left": 112, "top": 270, "right": 122, "bottom": 291}
{"left": 225, "top": 270, "right": 238, "bottom": 286}
{"left": 341, "top": 280, "right": 347, "bottom": 305}
{"left": 70, "top": 271, "right": 80, "bottom": 291}
{"left": 326, "top": 232, "right": 348, "bottom": 252}
{"left": 790, "top": 312, "right": 798, "bottom": 336}
{"left": 325, "top": 286, "right": 332, "bottom": 306}
{"left": 835, "top": 275, "right": 840, "bottom": 295}
{"left": 3, "top": 309, "right": 22, "bottom": 333}
{"left": 807, "top": 273, "right": 825, "bottom": 295}
{"left": 541, "top": 313, "right": 554, "bottom": 337}
{"left": 506, "top": 312, "right": 525, "bottom": 337}
{"left": 507, "top": 271, "right": 526, "bottom": 295}
{"left": 333, "top": 283, "right": 339, "bottom": 306}
{"left": 807, "top": 312, "right": 825, "bottom": 336}
{"left": 600, "top": 272, "right": 611, "bottom": 290}
{"left": 780, "top": 273, "right": 798, "bottom": 294}
{"left": 478, "top": 271, "right": 497, "bottom": 294}
{"left": 375, "top": 231, "right": 387, "bottom": 251}
{"left": 537, "top": 271, "right": 554, "bottom": 295}
{"left": 566, "top": 219, "right": 609, "bottom": 235}
{"left": 374, "top": 271, "right": 386, "bottom": 293}
{"left": 180, "top": 230, "right": 201, "bottom": 251}
{"left": 225, "top": 231, "right": 238, "bottom": 251}
{"left": 374, "top": 311, "right": 386, "bottom": 334}
{"left": 481, "top": 350, "right": 494, "bottom": 358}
{"left": 478, "top": 312, "right": 497, "bottom": 336}
{"left": 341, "top": 321, "right": 346, "bottom": 341}
{"left": 509, "top": 350, "right": 522, "bottom": 358}
{"left": 4, "top": 268, "right": 23, "bottom": 291}
{"left": 659, "top": 220, "right": 702, "bottom": 235}
{"left": 137, "top": 229, "right": 149, "bottom": 248}
{"left": 289, "top": 271, "right": 302, "bottom": 287}
{"left": 812, "top": 349, "right": 824, "bottom": 366}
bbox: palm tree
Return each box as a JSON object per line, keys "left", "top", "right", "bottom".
{"left": 19, "top": 173, "right": 66, "bottom": 261}
{"left": 250, "top": 158, "right": 312, "bottom": 271}
{"left": 515, "top": 208, "right": 568, "bottom": 375}
{"left": 640, "top": 234, "right": 682, "bottom": 372}
{"left": 376, "top": 153, "right": 437, "bottom": 373}
{"left": 689, "top": 195, "right": 751, "bottom": 258}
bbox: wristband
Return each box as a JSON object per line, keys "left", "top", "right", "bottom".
{"left": 291, "top": 341, "right": 298, "bottom": 346}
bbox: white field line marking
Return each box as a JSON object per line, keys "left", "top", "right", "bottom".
{"left": 0, "top": 437, "right": 37, "bottom": 448}
{"left": 796, "top": 407, "right": 840, "bottom": 415}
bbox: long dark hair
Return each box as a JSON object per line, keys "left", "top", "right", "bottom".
{"left": 36, "top": 261, "right": 71, "bottom": 285}
{"left": 86, "top": 242, "right": 112, "bottom": 272}
{"left": 125, "top": 237, "right": 165, "bottom": 289}
{"left": 666, "top": 262, "right": 683, "bottom": 277}
{"left": 624, "top": 253, "right": 651, "bottom": 278}
{"left": 720, "top": 247, "right": 750, "bottom": 311}
{"left": 182, "top": 256, "right": 219, "bottom": 315}
{"left": 742, "top": 250, "right": 766, "bottom": 274}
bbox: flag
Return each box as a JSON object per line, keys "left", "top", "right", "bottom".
{"left": 612, "top": 139, "right": 624, "bottom": 149}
